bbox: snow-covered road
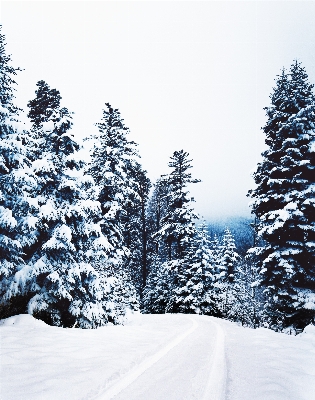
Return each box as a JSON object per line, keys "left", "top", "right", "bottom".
{"left": 98, "top": 316, "right": 226, "bottom": 400}
{"left": 1, "top": 313, "right": 314, "bottom": 400}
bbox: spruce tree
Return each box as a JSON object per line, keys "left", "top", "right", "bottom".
{"left": 211, "top": 234, "right": 222, "bottom": 271}
{"left": 144, "top": 150, "right": 202, "bottom": 313}
{"left": 20, "top": 83, "right": 135, "bottom": 328}
{"left": 136, "top": 167, "right": 151, "bottom": 291}
{"left": 209, "top": 229, "right": 239, "bottom": 318}
{"left": 154, "top": 150, "right": 200, "bottom": 260}
{"left": 146, "top": 177, "right": 169, "bottom": 263}
{"left": 228, "top": 255, "right": 264, "bottom": 328}
{"left": 0, "top": 26, "right": 37, "bottom": 317}
{"left": 249, "top": 61, "right": 315, "bottom": 331}
{"left": 142, "top": 260, "right": 173, "bottom": 314}
{"left": 219, "top": 228, "right": 239, "bottom": 283}
{"left": 89, "top": 103, "right": 140, "bottom": 305}
{"left": 120, "top": 162, "right": 151, "bottom": 295}
{"left": 89, "top": 104, "right": 137, "bottom": 260}
{"left": 167, "top": 221, "right": 215, "bottom": 314}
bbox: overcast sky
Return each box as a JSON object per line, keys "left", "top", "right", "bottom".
{"left": 1, "top": 1, "right": 315, "bottom": 221}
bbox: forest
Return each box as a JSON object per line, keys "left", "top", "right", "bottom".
{"left": 0, "top": 25, "right": 314, "bottom": 334}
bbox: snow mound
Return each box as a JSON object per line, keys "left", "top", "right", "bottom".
{"left": 0, "top": 313, "right": 49, "bottom": 328}
{"left": 300, "top": 324, "right": 315, "bottom": 338}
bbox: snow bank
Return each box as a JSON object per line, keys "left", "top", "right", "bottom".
{"left": 222, "top": 320, "right": 315, "bottom": 400}
{"left": 299, "top": 323, "right": 315, "bottom": 338}
{"left": 0, "top": 313, "right": 49, "bottom": 328}
{"left": 0, "top": 314, "right": 191, "bottom": 400}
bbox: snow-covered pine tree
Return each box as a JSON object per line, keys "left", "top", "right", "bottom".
{"left": 89, "top": 103, "right": 140, "bottom": 302}
{"left": 146, "top": 176, "right": 170, "bottom": 265}
{"left": 144, "top": 150, "right": 201, "bottom": 313}
{"left": 228, "top": 254, "right": 264, "bottom": 328}
{"left": 167, "top": 220, "right": 215, "bottom": 314}
{"left": 0, "top": 26, "right": 37, "bottom": 318}
{"left": 142, "top": 258, "right": 173, "bottom": 314}
{"left": 211, "top": 233, "right": 222, "bottom": 269}
{"left": 248, "top": 61, "right": 315, "bottom": 331}
{"left": 219, "top": 228, "right": 239, "bottom": 283}
{"left": 20, "top": 82, "right": 135, "bottom": 328}
{"left": 143, "top": 176, "right": 172, "bottom": 313}
{"left": 210, "top": 229, "right": 239, "bottom": 318}
{"left": 25, "top": 80, "right": 62, "bottom": 160}
{"left": 135, "top": 165, "right": 151, "bottom": 292}
{"left": 154, "top": 150, "right": 200, "bottom": 261}
{"left": 121, "top": 162, "right": 151, "bottom": 295}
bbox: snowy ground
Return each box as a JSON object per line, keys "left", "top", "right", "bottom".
{"left": 0, "top": 313, "right": 314, "bottom": 400}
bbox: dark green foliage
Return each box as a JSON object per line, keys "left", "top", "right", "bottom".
{"left": 153, "top": 150, "right": 200, "bottom": 261}
{"left": 27, "top": 80, "right": 62, "bottom": 126}
{"left": 0, "top": 26, "right": 37, "bottom": 319}
{"left": 248, "top": 61, "right": 315, "bottom": 331}
{"left": 121, "top": 162, "right": 151, "bottom": 294}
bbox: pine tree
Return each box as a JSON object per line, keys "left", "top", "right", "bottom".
{"left": 167, "top": 221, "right": 215, "bottom": 314}
{"left": 17, "top": 83, "right": 136, "bottom": 328}
{"left": 208, "top": 229, "right": 239, "bottom": 318}
{"left": 89, "top": 104, "right": 138, "bottom": 261}
{"left": 89, "top": 103, "right": 140, "bottom": 306}
{"left": 211, "top": 234, "right": 222, "bottom": 270}
{"left": 248, "top": 61, "right": 315, "bottom": 331}
{"left": 119, "top": 162, "right": 151, "bottom": 295}
{"left": 143, "top": 178, "right": 171, "bottom": 312}
{"left": 0, "top": 26, "right": 37, "bottom": 317}
{"left": 154, "top": 150, "right": 200, "bottom": 260}
{"left": 228, "top": 255, "right": 264, "bottom": 328}
{"left": 219, "top": 228, "right": 239, "bottom": 283}
{"left": 142, "top": 259, "right": 173, "bottom": 314}
{"left": 144, "top": 150, "right": 202, "bottom": 313}
{"left": 27, "top": 80, "right": 61, "bottom": 127}
{"left": 146, "top": 177, "right": 169, "bottom": 263}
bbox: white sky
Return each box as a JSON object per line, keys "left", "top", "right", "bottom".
{"left": 1, "top": 1, "right": 315, "bottom": 220}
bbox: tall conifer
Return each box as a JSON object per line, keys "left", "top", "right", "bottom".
{"left": 249, "top": 61, "right": 315, "bottom": 330}
{"left": 21, "top": 83, "right": 136, "bottom": 328}
{"left": 0, "top": 26, "right": 37, "bottom": 316}
{"left": 89, "top": 104, "right": 140, "bottom": 305}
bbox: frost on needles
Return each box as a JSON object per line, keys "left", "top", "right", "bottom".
{"left": 248, "top": 61, "right": 315, "bottom": 331}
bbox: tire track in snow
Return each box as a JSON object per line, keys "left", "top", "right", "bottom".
{"left": 93, "top": 315, "right": 199, "bottom": 400}
{"left": 202, "top": 318, "right": 226, "bottom": 400}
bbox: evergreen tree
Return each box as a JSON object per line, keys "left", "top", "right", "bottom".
{"left": 15, "top": 83, "right": 137, "bottom": 328}
{"left": 144, "top": 150, "right": 202, "bottom": 313}
{"left": 89, "top": 103, "right": 140, "bottom": 304}
{"left": 143, "top": 178, "right": 172, "bottom": 312}
{"left": 89, "top": 104, "right": 138, "bottom": 261}
{"left": 146, "top": 176, "right": 169, "bottom": 263}
{"left": 209, "top": 229, "right": 239, "bottom": 318}
{"left": 121, "top": 162, "right": 151, "bottom": 295}
{"left": 219, "top": 228, "right": 239, "bottom": 283}
{"left": 211, "top": 234, "right": 222, "bottom": 271}
{"left": 142, "top": 259, "right": 173, "bottom": 314}
{"left": 0, "top": 26, "right": 37, "bottom": 317}
{"left": 248, "top": 61, "right": 315, "bottom": 331}
{"left": 228, "top": 255, "right": 264, "bottom": 328}
{"left": 154, "top": 150, "right": 200, "bottom": 260}
{"left": 167, "top": 221, "right": 215, "bottom": 314}
{"left": 27, "top": 80, "right": 61, "bottom": 127}
{"left": 133, "top": 164, "right": 151, "bottom": 292}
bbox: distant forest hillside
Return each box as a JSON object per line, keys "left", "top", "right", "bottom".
{"left": 207, "top": 217, "right": 254, "bottom": 256}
